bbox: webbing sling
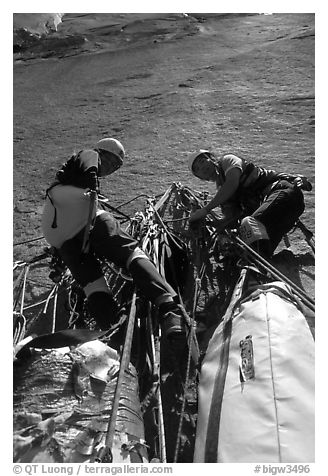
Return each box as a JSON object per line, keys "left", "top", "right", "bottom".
{"left": 45, "top": 183, "right": 60, "bottom": 228}
{"left": 233, "top": 283, "right": 305, "bottom": 314}
{"left": 204, "top": 268, "right": 248, "bottom": 462}
{"left": 204, "top": 318, "right": 232, "bottom": 462}
{"left": 81, "top": 190, "right": 97, "bottom": 254}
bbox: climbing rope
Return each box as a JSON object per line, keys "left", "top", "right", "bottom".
{"left": 227, "top": 231, "right": 315, "bottom": 312}
{"left": 172, "top": 233, "right": 208, "bottom": 462}
{"left": 14, "top": 236, "right": 44, "bottom": 247}
{"left": 95, "top": 289, "right": 138, "bottom": 463}
{"left": 173, "top": 306, "right": 198, "bottom": 463}
{"left": 51, "top": 284, "right": 59, "bottom": 333}
{"left": 147, "top": 308, "right": 167, "bottom": 463}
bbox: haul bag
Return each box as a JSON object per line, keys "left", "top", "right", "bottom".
{"left": 194, "top": 281, "right": 314, "bottom": 463}
{"left": 13, "top": 339, "right": 148, "bottom": 463}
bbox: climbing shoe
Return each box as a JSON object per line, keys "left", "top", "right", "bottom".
{"left": 162, "top": 311, "right": 186, "bottom": 339}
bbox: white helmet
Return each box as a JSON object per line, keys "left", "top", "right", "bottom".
{"left": 188, "top": 149, "right": 211, "bottom": 173}
{"left": 96, "top": 138, "right": 125, "bottom": 161}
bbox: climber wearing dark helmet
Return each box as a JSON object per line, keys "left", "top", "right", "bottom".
{"left": 188, "top": 149, "right": 312, "bottom": 257}
{"left": 41, "top": 137, "right": 185, "bottom": 342}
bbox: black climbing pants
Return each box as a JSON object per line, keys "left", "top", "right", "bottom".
{"left": 58, "top": 212, "right": 177, "bottom": 328}
{"left": 252, "top": 180, "right": 305, "bottom": 252}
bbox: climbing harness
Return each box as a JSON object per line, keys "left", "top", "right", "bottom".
{"left": 81, "top": 189, "right": 97, "bottom": 254}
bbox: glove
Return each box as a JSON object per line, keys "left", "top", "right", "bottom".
{"left": 86, "top": 170, "right": 100, "bottom": 192}
{"left": 293, "top": 175, "right": 312, "bottom": 191}
{"left": 189, "top": 208, "right": 208, "bottom": 224}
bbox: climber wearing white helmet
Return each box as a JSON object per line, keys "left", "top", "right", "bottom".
{"left": 188, "top": 149, "right": 312, "bottom": 257}
{"left": 42, "top": 138, "right": 186, "bottom": 346}
{"left": 96, "top": 137, "right": 125, "bottom": 176}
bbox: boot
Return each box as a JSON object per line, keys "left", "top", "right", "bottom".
{"left": 158, "top": 301, "right": 186, "bottom": 339}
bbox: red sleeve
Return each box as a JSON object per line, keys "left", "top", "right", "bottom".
{"left": 55, "top": 149, "right": 100, "bottom": 189}
{"left": 221, "top": 154, "right": 243, "bottom": 175}
{"left": 76, "top": 149, "right": 100, "bottom": 173}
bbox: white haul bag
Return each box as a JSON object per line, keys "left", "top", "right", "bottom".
{"left": 194, "top": 281, "right": 314, "bottom": 463}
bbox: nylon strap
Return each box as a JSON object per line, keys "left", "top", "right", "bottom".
{"left": 204, "top": 268, "right": 248, "bottom": 462}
